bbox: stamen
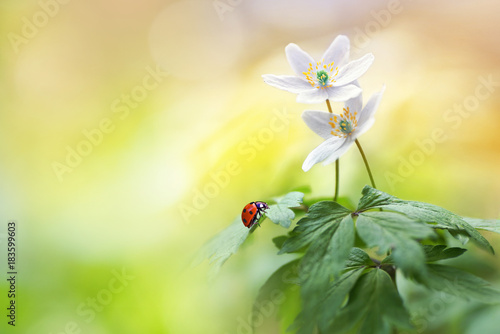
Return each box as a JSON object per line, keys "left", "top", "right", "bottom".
{"left": 302, "top": 60, "right": 338, "bottom": 89}
{"left": 329, "top": 106, "right": 360, "bottom": 138}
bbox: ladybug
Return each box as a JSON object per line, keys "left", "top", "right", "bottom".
{"left": 241, "top": 201, "right": 269, "bottom": 228}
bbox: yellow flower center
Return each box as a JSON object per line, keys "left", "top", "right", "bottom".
{"left": 329, "top": 107, "right": 358, "bottom": 138}
{"left": 302, "top": 60, "right": 339, "bottom": 89}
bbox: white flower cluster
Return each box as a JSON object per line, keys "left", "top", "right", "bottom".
{"left": 263, "top": 36, "right": 385, "bottom": 171}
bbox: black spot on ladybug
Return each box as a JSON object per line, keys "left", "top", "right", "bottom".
{"left": 243, "top": 218, "right": 247, "bottom": 223}
{"left": 249, "top": 211, "right": 253, "bottom": 214}
{"left": 243, "top": 209, "right": 246, "bottom": 213}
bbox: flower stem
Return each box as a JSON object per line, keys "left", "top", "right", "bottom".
{"left": 334, "top": 159, "right": 339, "bottom": 202}
{"left": 354, "top": 139, "right": 377, "bottom": 189}
{"left": 326, "top": 99, "right": 340, "bottom": 201}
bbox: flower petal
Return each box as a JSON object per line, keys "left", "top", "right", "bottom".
{"left": 262, "top": 74, "right": 312, "bottom": 93}
{"left": 296, "top": 88, "right": 328, "bottom": 104}
{"left": 333, "top": 53, "right": 374, "bottom": 87}
{"left": 322, "top": 35, "right": 350, "bottom": 68}
{"left": 345, "top": 93, "right": 363, "bottom": 116}
{"left": 325, "top": 84, "right": 362, "bottom": 102}
{"left": 285, "top": 43, "right": 315, "bottom": 77}
{"left": 302, "top": 110, "right": 334, "bottom": 140}
{"left": 302, "top": 137, "right": 346, "bottom": 172}
{"left": 356, "top": 86, "right": 385, "bottom": 136}
{"left": 322, "top": 137, "right": 355, "bottom": 165}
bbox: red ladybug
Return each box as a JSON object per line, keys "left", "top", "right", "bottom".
{"left": 241, "top": 201, "right": 269, "bottom": 228}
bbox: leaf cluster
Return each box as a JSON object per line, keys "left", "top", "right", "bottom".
{"left": 195, "top": 187, "right": 500, "bottom": 333}
{"left": 271, "top": 186, "right": 500, "bottom": 333}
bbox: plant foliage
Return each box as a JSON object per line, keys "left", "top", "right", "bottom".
{"left": 195, "top": 181, "right": 500, "bottom": 334}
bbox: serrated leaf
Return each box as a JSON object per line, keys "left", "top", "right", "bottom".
{"left": 317, "top": 267, "right": 365, "bottom": 332}
{"left": 280, "top": 207, "right": 354, "bottom": 290}
{"left": 266, "top": 205, "right": 295, "bottom": 228}
{"left": 357, "top": 186, "right": 495, "bottom": 254}
{"left": 425, "top": 264, "right": 500, "bottom": 304}
{"left": 356, "top": 211, "right": 435, "bottom": 278}
{"left": 330, "top": 216, "right": 356, "bottom": 274}
{"left": 279, "top": 201, "right": 353, "bottom": 334}
{"left": 279, "top": 201, "right": 352, "bottom": 254}
{"left": 344, "top": 247, "right": 376, "bottom": 270}
{"left": 448, "top": 229, "right": 471, "bottom": 245}
{"left": 298, "top": 214, "right": 355, "bottom": 290}
{"left": 463, "top": 217, "right": 500, "bottom": 234}
{"left": 423, "top": 245, "right": 467, "bottom": 262}
{"left": 357, "top": 186, "right": 396, "bottom": 211}
{"left": 382, "top": 245, "right": 467, "bottom": 265}
{"left": 192, "top": 217, "right": 250, "bottom": 278}
{"left": 266, "top": 191, "right": 305, "bottom": 228}
{"left": 329, "top": 268, "right": 413, "bottom": 334}
{"left": 292, "top": 267, "right": 365, "bottom": 334}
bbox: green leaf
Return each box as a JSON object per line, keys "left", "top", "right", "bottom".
{"left": 291, "top": 267, "right": 365, "bottom": 334}
{"left": 329, "top": 268, "right": 413, "bottom": 334}
{"left": 297, "top": 214, "right": 355, "bottom": 292}
{"left": 192, "top": 217, "right": 251, "bottom": 278}
{"left": 357, "top": 186, "right": 495, "bottom": 254}
{"left": 356, "top": 211, "right": 435, "bottom": 278}
{"left": 357, "top": 186, "right": 396, "bottom": 211}
{"left": 382, "top": 245, "right": 467, "bottom": 265}
{"left": 279, "top": 201, "right": 353, "bottom": 334}
{"left": 344, "top": 247, "right": 376, "bottom": 270}
{"left": 280, "top": 209, "right": 354, "bottom": 291}
{"left": 463, "top": 217, "right": 500, "bottom": 234}
{"left": 425, "top": 264, "right": 500, "bottom": 304}
{"left": 272, "top": 235, "right": 288, "bottom": 251}
{"left": 266, "top": 191, "right": 305, "bottom": 228}
{"left": 423, "top": 245, "right": 467, "bottom": 262}
{"left": 317, "top": 267, "right": 365, "bottom": 332}
{"left": 252, "top": 260, "right": 300, "bottom": 329}
{"left": 330, "top": 216, "right": 356, "bottom": 275}
{"left": 279, "top": 201, "right": 352, "bottom": 255}
{"left": 254, "top": 259, "right": 300, "bottom": 305}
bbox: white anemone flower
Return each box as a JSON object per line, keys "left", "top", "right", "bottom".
{"left": 263, "top": 35, "right": 374, "bottom": 104}
{"left": 301, "top": 86, "right": 385, "bottom": 171}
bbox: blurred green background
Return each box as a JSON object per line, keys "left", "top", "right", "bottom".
{"left": 0, "top": 0, "right": 499, "bottom": 333}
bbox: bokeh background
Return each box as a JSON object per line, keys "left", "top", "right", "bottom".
{"left": 0, "top": 0, "right": 499, "bottom": 333}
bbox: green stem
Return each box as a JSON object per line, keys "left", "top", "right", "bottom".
{"left": 334, "top": 159, "right": 339, "bottom": 202}
{"left": 326, "top": 100, "right": 340, "bottom": 202}
{"left": 354, "top": 139, "right": 377, "bottom": 189}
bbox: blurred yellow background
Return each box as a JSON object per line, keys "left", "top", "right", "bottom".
{"left": 0, "top": 0, "right": 499, "bottom": 333}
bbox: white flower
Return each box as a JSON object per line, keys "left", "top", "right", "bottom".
{"left": 301, "top": 86, "right": 385, "bottom": 171}
{"left": 263, "top": 35, "right": 374, "bottom": 104}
